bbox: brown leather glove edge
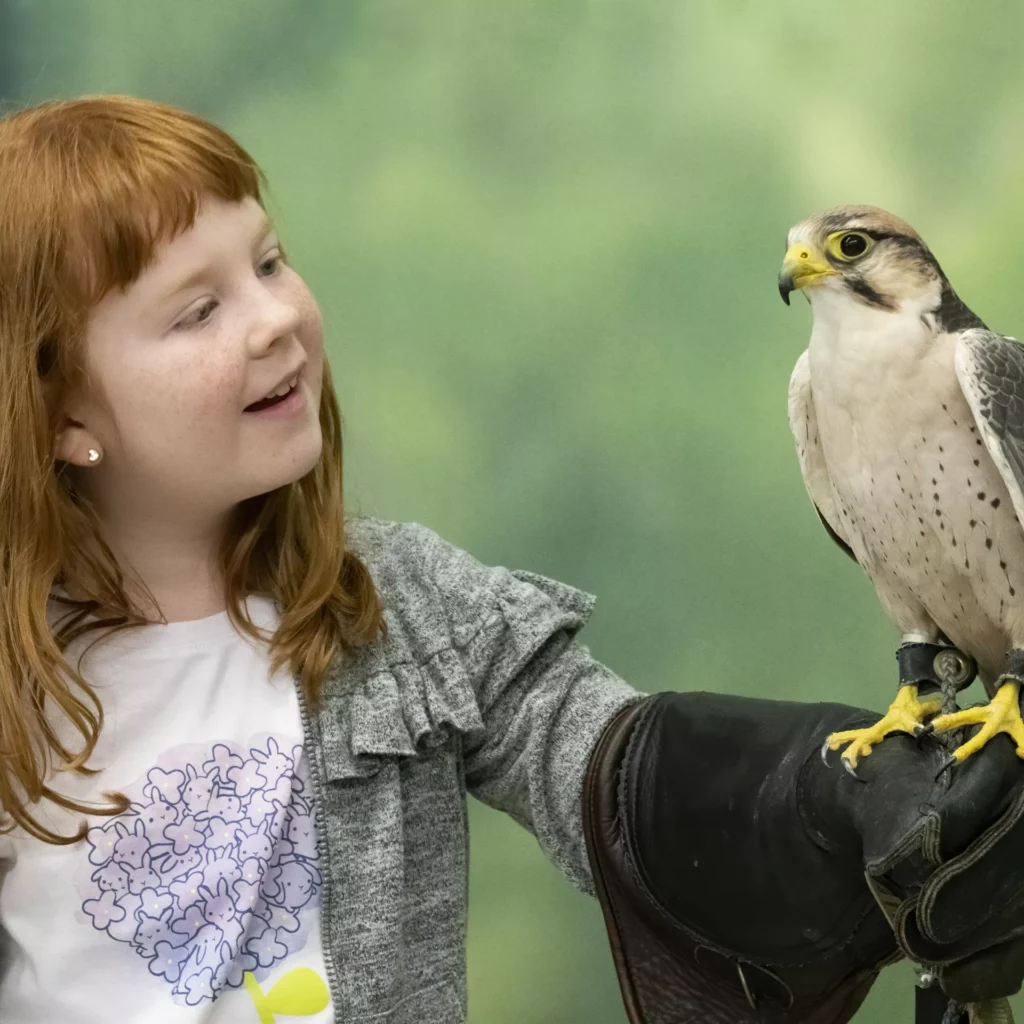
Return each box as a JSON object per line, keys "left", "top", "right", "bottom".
{"left": 581, "top": 695, "right": 889, "bottom": 1024}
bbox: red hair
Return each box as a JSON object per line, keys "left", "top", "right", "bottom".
{"left": 0, "top": 95, "right": 385, "bottom": 845}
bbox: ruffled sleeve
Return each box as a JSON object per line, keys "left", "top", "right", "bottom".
{"left": 414, "top": 520, "right": 645, "bottom": 894}
{"left": 453, "top": 566, "right": 645, "bottom": 894}
{"left": 320, "top": 650, "right": 486, "bottom": 778}
{"left": 322, "top": 518, "right": 644, "bottom": 893}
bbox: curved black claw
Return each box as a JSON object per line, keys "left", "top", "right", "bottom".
{"left": 913, "top": 723, "right": 934, "bottom": 748}
{"left": 821, "top": 737, "right": 833, "bottom": 766}
{"left": 934, "top": 754, "right": 959, "bottom": 781}
{"left": 842, "top": 757, "right": 867, "bottom": 783}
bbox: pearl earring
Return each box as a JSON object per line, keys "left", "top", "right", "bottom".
{"left": 87, "top": 449, "right": 101, "bottom": 463}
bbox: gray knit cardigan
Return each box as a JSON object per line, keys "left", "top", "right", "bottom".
{"left": 297, "top": 516, "right": 644, "bottom": 1022}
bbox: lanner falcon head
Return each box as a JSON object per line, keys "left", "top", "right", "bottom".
{"left": 778, "top": 205, "right": 985, "bottom": 333}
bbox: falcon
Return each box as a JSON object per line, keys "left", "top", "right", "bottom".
{"left": 780, "top": 205, "right": 1024, "bottom": 773}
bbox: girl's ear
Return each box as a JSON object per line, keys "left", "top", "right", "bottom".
{"left": 51, "top": 411, "right": 99, "bottom": 469}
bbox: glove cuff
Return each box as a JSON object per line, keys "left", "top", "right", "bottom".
{"left": 581, "top": 694, "right": 897, "bottom": 1024}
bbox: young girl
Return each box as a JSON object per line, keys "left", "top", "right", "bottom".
{"left": 1, "top": 94, "right": 1022, "bottom": 1024}
{"left": 0, "top": 92, "right": 642, "bottom": 1022}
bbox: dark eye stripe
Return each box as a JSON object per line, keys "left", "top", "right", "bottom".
{"left": 847, "top": 275, "right": 898, "bottom": 311}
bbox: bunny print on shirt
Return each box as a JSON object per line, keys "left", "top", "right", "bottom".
{"left": 75, "top": 734, "right": 326, "bottom": 1009}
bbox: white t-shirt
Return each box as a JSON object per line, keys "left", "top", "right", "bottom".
{"left": 0, "top": 592, "right": 335, "bottom": 1023}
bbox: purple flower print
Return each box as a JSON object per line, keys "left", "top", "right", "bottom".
{"left": 171, "top": 903, "right": 207, "bottom": 941}
{"left": 227, "top": 758, "right": 264, "bottom": 797}
{"left": 232, "top": 878, "right": 260, "bottom": 914}
{"left": 262, "top": 774, "right": 294, "bottom": 808}
{"left": 224, "top": 949, "right": 260, "bottom": 988}
{"left": 265, "top": 903, "right": 300, "bottom": 934}
{"left": 245, "top": 925, "right": 287, "bottom": 969}
{"left": 137, "top": 888, "right": 173, "bottom": 920}
{"left": 107, "top": 893, "right": 143, "bottom": 944}
{"left": 250, "top": 895, "right": 271, "bottom": 925}
{"left": 147, "top": 767, "right": 185, "bottom": 803}
{"left": 83, "top": 890, "right": 125, "bottom": 932}
{"left": 85, "top": 819, "right": 121, "bottom": 866}
{"left": 76, "top": 734, "right": 321, "bottom": 1007}
{"left": 266, "top": 836, "right": 295, "bottom": 866}
{"left": 237, "top": 857, "right": 265, "bottom": 886}
{"left": 150, "top": 939, "right": 191, "bottom": 983}
{"left": 180, "top": 964, "right": 216, "bottom": 1006}
{"left": 165, "top": 815, "right": 206, "bottom": 856}
{"left": 169, "top": 871, "right": 205, "bottom": 911}
{"left": 244, "top": 788, "right": 278, "bottom": 826}
{"left": 204, "top": 816, "right": 243, "bottom": 850}
{"left": 202, "top": 743, "right": 243, "bottom": 782}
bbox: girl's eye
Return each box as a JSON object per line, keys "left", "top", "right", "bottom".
{"left": 177, "top": 300, "right": 217, "bottom": 330}
{"left": 258, "top": 253, "right": 283, "bottom": 277}
{"left": 174, "top": 252, "right": 285, "bottom": 331}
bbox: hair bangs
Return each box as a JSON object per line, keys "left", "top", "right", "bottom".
{"left": 44, "top": 95, "right": 268, "bottom": 314}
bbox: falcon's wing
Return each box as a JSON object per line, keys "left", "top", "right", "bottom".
{"left": 955, "top": 328, "right": 1024, "bottom": 534}
{"left": 788, "top": 349, "right": 858, "bottom": 565}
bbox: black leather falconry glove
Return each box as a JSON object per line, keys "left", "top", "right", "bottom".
{"left": 582, "top": 691, "right": 1024, "bottom": 1024}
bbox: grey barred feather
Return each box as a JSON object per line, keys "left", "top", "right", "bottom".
{"left": 957, "top": 329, "right": 1024, "bottom": 535}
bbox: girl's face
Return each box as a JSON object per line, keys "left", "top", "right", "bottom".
{"left": 55, "top": 193, "right": 325, "bottom": 529}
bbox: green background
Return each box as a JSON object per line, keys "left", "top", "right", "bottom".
{"left": 5, "top": 0, "right": 1023, "bottom": 1019}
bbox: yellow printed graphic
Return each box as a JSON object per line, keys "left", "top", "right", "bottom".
{"left": 244, "top": 967, "right": 330, "bottom": 1023}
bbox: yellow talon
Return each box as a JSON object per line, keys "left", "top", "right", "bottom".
{"left": 826, "top": 685, "right": 942, "bottom": 769}
{"left": 928, "top": 680, "right": 1024, "bottom": 764}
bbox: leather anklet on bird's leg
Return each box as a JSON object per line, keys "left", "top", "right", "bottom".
{"left": 929, "top": 648, "right": 1024, "bottom": 772}
{"left": 823, "top": 642, "right": 976, "bottom": 774}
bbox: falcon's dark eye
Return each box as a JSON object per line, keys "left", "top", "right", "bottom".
{"left": 839, "top": 233, "right": 868, "bottom": 258}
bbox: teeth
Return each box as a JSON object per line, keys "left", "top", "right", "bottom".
{"left": 264, "top": 375, "right": 297, "bottom": 400}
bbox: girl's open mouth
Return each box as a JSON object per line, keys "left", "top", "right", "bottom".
{"left": 244, "top": 380, "right": 302, "bottom": 416}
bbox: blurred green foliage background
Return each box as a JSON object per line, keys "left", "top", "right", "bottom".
{"left": 5, "top": 0, "right": 1024, "bottom": 1019}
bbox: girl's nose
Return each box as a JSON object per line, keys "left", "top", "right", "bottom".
{"left": 254, "top": 284, "right": 302, "bottom": 340}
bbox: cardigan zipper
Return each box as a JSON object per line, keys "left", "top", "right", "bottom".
{"left": 294, "top": 679, "right": 344, "bottom": 1023}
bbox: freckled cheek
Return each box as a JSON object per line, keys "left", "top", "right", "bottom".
{"left": 147, "top": 377, "right": 236, "bottom": 425}
{"left": 305, "top": 314, "right": 324, "bottom": 360}
{"left": 295, "top": 286, "right": 324, "bottom": 351}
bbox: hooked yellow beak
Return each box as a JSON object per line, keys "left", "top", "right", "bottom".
{"left": 778, "top": 243, "right": 837, "bottom": 305}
